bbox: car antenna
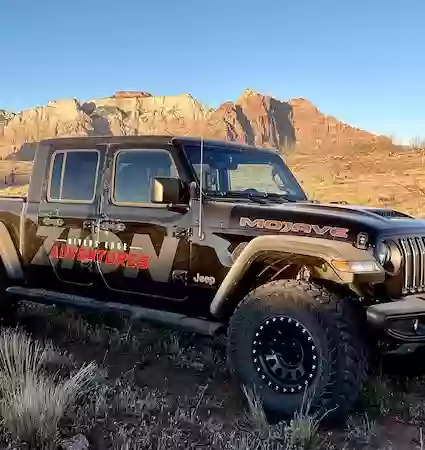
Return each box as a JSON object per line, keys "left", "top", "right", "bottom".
{"left": 198, "top": 134, "right": 205, "bottom": 240}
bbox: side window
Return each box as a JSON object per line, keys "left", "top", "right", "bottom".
{"left": 113, "top": 149, "right": 178, "bottom": 205}
{"left": 48, "top": 150, "right": 99, "bottom": 202}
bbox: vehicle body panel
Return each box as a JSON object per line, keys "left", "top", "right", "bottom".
{"left": 0, "top": 135, "right": 423, "bottom": 327}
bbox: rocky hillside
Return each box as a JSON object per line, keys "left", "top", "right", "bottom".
{"left": 0, "top": 110, "right": 15, "bottom": 134}
{"left": 2, "top": 89, "right": 425, "bottom": 218}
{"left": 0, "top": 89, "right": 396, "bottom": 160}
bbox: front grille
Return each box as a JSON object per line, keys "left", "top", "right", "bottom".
{"left": 398, "top": 236, "right": 425, "bottom": 294}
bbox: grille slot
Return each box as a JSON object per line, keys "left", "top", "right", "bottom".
{"left": 398, "top": 236, "right": 425, "bottom": 294}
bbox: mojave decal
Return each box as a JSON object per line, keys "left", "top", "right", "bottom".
{"left": 239, "top": 217, "right": 349, "bottom": 239}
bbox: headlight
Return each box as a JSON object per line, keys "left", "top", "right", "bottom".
{"left": 376, "top": 242, "right": 390, "bottom": 266}
{"left": 375, "top": 240, "right": 402, "bottom": 274}
{"left": 383, "top": 240, "right": 402, "bottom": 274}
{"left": 331, "top": 259, "right": 384, "bottom": 274}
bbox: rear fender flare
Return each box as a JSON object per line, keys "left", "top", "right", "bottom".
{"left": 0, "top": 222, "right": 23, "bottom": 280}
{"left": 210, "top": 234, "right": 384, "bottom": 318}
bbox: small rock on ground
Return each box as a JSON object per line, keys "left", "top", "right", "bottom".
{"left": 59, "top": 434, "right": 90, "bottom": 450}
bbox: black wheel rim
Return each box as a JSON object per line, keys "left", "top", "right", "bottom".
{"left": 252, "top": 316, "right": 318, "bottom": 393}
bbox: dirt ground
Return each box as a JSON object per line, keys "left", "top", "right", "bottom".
{"left": 0, "top": 302, "right": 422, "bottom": 450}
{"left": 285, "top": 142, "right": 425, "bottom": 218}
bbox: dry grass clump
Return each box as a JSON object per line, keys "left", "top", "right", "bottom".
{"left": 239, "top": 386, "right": 324, "bottom": 450}
{"left": 0, "top": 327, "right": 97, "bottom": 447}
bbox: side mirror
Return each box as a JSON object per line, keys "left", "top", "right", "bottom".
{"left": 151, "top": 177, "right": 183, "bottom": 204}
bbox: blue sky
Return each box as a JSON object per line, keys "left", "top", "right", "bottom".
{"left": 1, "top": 0, "right": 424, "bottom": 143}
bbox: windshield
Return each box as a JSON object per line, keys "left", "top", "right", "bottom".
{"left": 184, "top": 143, "right": 307, "bottom": 201}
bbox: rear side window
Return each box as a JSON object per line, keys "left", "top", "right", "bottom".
{"left": 48, "top": 150, "right": 99, "bottom": 202}
{"left": 113, "top": 149, "right": 178, "bottom": 205}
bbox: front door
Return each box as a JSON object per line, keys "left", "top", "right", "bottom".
{"left": 30, "top": 147, "right": 104, "bottom": 291}
{"left": 96, "top": 146, "right": 192, "bottom": 304}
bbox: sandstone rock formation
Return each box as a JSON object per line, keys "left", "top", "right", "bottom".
{"left": 113, "top": 91, "right": 152, "bottom": 98}
{"left": 0, "top": 89, "right": 394, "bottom": 160}
{"left": 0, "top": 110, "right": 15, "bottom": 138}
{"left": 0, "top": 100, "right": 93, "bottom": 157}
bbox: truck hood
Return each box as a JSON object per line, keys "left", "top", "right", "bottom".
{"left": 228, "top": 200, "right": 425, "bottom": 243}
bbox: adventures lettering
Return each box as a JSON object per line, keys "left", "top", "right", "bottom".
{"left": 31, "top": 226, "right": 180, "bottom": 282}
{"left": 49, "top": 242, "right": 149, "bottom": 270}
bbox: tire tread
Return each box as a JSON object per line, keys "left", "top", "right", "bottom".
{"left": 227, "top": 279, "right": 368, "bottom": 420}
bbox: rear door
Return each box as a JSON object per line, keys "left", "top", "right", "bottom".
{"left": 96, "top": 145, "right": 192, "bottom": 304}
{"left": 30, "top": 147, "right": 104, "bottom": 291}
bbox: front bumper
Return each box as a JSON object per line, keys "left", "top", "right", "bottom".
{"left": 367, "top": 294, "right": 425, "bottom": 343}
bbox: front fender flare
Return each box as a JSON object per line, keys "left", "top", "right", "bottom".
{"left": 210, "top": 234, "right": 385, "bottom": 318}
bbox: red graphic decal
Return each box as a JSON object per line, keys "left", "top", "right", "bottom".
{"left": 105, "top": 251, "right": 116, "bottom": 265}
{"left": 126, "top": 252, "right": 138, "bottom": 268}
{"left": 84, "top": 249, "right": 97, "bottom": 261}
{"left": 49, "top": 244, "right": 150, "bottom": 269}
{"left": 115, "top": 252, "right": 127, "bottom": 267}
{"left": 50, "top": 244, "right": 59, "bottom": 259}
{"left": 76, "top": 247, "right": 87, "bottom": 262}
{"left": 138, "top": 255, "right": 149, "bottom": 270}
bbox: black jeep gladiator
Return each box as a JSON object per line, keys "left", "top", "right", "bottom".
{"left": 1, "top": 135, "right": 425, "bottom": 421}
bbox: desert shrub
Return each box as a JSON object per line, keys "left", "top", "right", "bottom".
{"left": 0, "top": 327, "right": 97, "bottom": 447}
{"left": 241, "top": 386, "right": 323, "bottom": 450}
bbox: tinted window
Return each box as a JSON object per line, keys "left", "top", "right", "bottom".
{"left": 184, "top": 143, "right": 307, "bottom": 201}
{"left": 113, "top": 149, "right": 178, "bottom": 204}
{"left": 48, "top": 151, "right": 99, "bottom": 202}
{"left": 49, "top": 152, "right": 64, "bottom": 200}
{"left": 229, "top": 164, "right": 280, "bottom": 192}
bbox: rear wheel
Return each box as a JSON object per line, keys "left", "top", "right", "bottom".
{"left": 227, "top": 279, "right": 367, "bottom": 421}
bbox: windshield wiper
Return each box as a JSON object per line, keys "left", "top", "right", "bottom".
{"left": 215, "top": 191, "right": 298, "bottom": 204}
{"left": 215, "top": 192, "right": 268, "bottom": 204}
{"left": 261, "top": 192, "right": 298, "bottom": 203}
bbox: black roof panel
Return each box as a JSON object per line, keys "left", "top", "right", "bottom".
{"left": 38, "top": 135, "right": 277, "bottom": 153}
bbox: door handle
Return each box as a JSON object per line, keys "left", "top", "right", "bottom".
{"left": 100, "top": 220, "right": 126, "bottom": 232}
{"left": 41, "top": 215, "right": 64, "bottom": 227}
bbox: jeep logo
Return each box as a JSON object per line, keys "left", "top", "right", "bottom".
{"left": 239, "top": 217, "right": 349, "bottom": 239}
{"left": 193, "top": 273, "right": 216, "bottom": 286}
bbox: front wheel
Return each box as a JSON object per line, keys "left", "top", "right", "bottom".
{"left": 227, "top": 279, "right": 368, "bottom": 422}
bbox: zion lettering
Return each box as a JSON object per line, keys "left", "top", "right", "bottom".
{"left": 31, "top": 226, "right": 180, "bottom": 282}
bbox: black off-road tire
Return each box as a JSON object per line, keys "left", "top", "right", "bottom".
{"left": 227, "top": 279, "right": 368, "bottom": 422}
